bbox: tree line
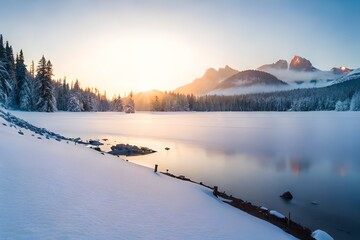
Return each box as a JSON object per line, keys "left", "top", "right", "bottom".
{"left": 0, "top": 34, "right": 134, "bottom": 112}
{"left": 149, "top": 79, "right": 360, "bottom": 112}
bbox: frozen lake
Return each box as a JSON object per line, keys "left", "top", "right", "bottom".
{"left": 11, "top": 111, "right": 360, "bottom": 240}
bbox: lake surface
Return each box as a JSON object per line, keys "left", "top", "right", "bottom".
{"left": 11, "top": 111, "right": 360, "bottom": 239}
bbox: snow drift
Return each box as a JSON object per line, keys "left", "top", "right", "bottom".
{"left": 0, "top": 109, "right": 297, "bottom": 239}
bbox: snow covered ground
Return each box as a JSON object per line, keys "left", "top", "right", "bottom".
{"left": 0, "top": 109, "right": 298, "bottom": 239}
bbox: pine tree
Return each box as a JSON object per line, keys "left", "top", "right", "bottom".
{"left": 111, "top": 95, "right": 123, "bottom": 111}
{"left": 35, "top": 56, "right": 57, "bottom": 112}
{"left": 56, "top": 77, "right": 69, "bottom": 110}
{"left": 67, "top": 91, "right": 83, "bottom": 112}
{"left": 0, "top": 60, "right": 12, "bottom": 105}
{"left": 124, "top": 91, "right": 135, "bottom": 113}
{"left": 0, "top": 35, "right": 11, "bottom": 106}
{"left": 350, "top": 91, "right": 360, "bottom": 111}
{"left": 0, "top": 35, "right": 6, "bottom": 63}
{"left": 151, "top": 95, "right": 162, "bottom": 111}
{"left": 5, "top": 42, "right": 17, "bottom": 106}
{"left": 15, "top": 50, "right": 32, "bottom": 110}
{"left": 30, "top": 60, "right": 35, "bottom": 78}
{"left": 66, "top": 79, "right": 83, "bottom": 112}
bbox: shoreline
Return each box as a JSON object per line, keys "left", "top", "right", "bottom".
{"left": 161, "top": 171, "right": 314, "bottom": 240}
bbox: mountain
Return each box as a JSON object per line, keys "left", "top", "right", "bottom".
{"left": 258, "top": 60, "right": 288, "bottom": 71}
{"left": 257, "top": 55, "right": 343, "bottom": 86}
{"left": 332, "top": 68, "right": 360, "bottom": 85}
{"left": 289, "top": 55, "right": 317, "bottom": 72}
{"left": 210, "top": 70, "right": 288, "bottom": 95}
{"left": 331, "top": 66, "right": 353, "bottom": 74}
{"left": 257, "top": 55, "right": 317, "bottom": 72}
{"left": 174, "top": 65, "right": 238, "bottom": 95}
{"left": 134, "top": 57, "right": 358, "bottom": 108}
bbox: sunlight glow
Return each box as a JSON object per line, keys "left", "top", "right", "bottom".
{"left": 72, "top": 31, "right": 199, "bottom": 95}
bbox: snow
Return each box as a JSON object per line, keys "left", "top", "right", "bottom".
{"left": 0, "top": 109, "right": 297, "bottom": 239}
{"left": 346, "top": 67, "right": 360, "bottom": 77}
{"left": 312, "top": 230, "right": 334, "bottom": 240}
{"left": 269, "top": 210, "right": 286, "bottom": 219}
{"left": 332, "top": 68, "right": 360, "bottom": 85}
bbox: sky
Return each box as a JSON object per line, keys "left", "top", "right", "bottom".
{"left": 1, "top": 0, "right": 360, "bottom": 95}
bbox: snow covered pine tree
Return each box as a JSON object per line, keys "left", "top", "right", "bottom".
{"left": 16, "top": 50, "right": 32, "bottom": 110}
{"left": 34, "top": 56, "right": 57, "bottom": 112}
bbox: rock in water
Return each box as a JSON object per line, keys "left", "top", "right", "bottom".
{"left": 89, "top": 140, "right": 104, "bottom": 146}
{"left": 280, "top": 191, "right": 293, "bottom": 200}
{"left": 108, "top": 144, "right": 156, "bottom": 156}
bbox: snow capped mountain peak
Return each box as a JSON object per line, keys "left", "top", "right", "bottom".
{"left": 331, "top": 66, "right": 353, "bottom": 74}
{"left": 289, "top": 55, "right": 316, "bottom": 72}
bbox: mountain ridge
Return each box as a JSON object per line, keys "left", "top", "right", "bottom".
{"left": 174, "top": 65, "right": 238, "bottom": 95}
{"left": 175, "top": 55, "right": 355, "bottom": 97}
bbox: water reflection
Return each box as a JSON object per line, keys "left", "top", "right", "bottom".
{"left": 290, "top": 160, "right": 311, "bottom": 176}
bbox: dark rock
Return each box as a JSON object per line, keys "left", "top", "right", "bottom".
{"left": 18, "top": 131, "right": 24, "bottom": 135}
{"left": 280, "top": 191, "right": 293, "bottom": 200}
{"left": 89, "top": 140, "right": 103, "bottom": 146}
{"left": 91, "top": 146, "right": 101, "bottom": 152}
{"left": 108, "top": 143, "right": 156, "bottom": 156}
{"left": 165, "top": 147, "right": 170, "bottom": 150}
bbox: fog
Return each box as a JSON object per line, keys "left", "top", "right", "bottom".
{"left": 265, "top": 69, "right": 338, "bottom": 85}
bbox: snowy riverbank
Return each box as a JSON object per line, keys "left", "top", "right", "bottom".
{"left": 0, "top": 109, "right": 332, "bottom": 239}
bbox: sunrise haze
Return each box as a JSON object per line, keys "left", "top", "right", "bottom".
{"left": 1, "top": 0, "right": 359, "bottom": 95}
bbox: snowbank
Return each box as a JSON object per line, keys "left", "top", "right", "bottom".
{"left": 0, "top": 110, "right": 296, "bottom": 239}
{"left": 312, "top": 230, "right": 334, "bottom": 240}
{"left": 269, "top": 210, "right": 286, "bottom": 219}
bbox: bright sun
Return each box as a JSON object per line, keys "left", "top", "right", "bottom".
{"left": 77, "top": 31, "right": 198, "bottom": 95}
